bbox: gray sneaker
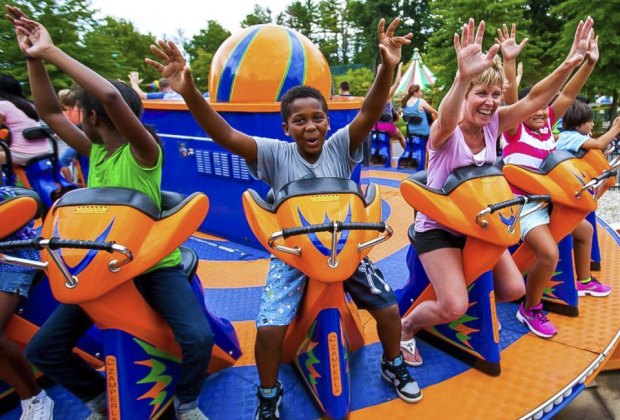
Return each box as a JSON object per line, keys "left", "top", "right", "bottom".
{"left": 20, "top": 391, "right": 54, "bottom": 420}
{"left": 176, "top": 407, "right": 208, "bottom": 420}
{"left": 381, "top": 353, "right": 423, "bottom": 403}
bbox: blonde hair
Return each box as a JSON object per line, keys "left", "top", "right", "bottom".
{"left": 465, "top": 56, "right": 508, "bottom": 96}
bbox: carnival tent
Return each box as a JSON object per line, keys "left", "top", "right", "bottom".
{"left": 395, "top": 47, "right": 435, "bottom": 96}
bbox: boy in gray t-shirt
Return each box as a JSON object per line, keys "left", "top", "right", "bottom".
{"left": 147, "top": 17, "right": 422, "bottom": 418}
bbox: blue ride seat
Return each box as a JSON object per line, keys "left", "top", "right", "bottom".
{"left": 369, "top": 129, "right": 391, "bottom": 167}
{"left": 399, "top": 115, "right": 427, "bottom": 171}
{"left": 19, "top": 126, "right": 78, "bottom": 210}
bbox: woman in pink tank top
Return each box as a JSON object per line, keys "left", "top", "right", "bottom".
{"left": 399, "top": 18, "right": 596, "bottom": 365}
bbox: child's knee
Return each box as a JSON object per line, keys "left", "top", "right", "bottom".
{"left": 573, "top": 220, "right": 593, "bottom": 243}
{"left": 438, "top": 299, "right": 468, "bottom": 323}
{"left": 536, "top": 245, "right": 559, "bottom": 268}
{"left": 372, "top": 304, "right": 401, "bottom": 327}
{"left": 256, "top": 326, "right": 287, "bottom": 351}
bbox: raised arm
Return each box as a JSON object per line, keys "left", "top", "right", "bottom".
{"left": 387, "top": 62, "right": 403, "bottom": 99}
{"left": 551, "top": 35, "right": 598, "bottom": 118}
{"left": 420, "top": 98, "right": 437, "bottom": 115}
{"left": 146, "top": 40, "right": 258, "bottom": 162}
{"left": 429, "top": 18, "right": 499, "bottom": 150}
{"left": 128, "top": 71, "right": 148, "bottom": 100}
{"left": 582, "top": 117, "right": 620, "bottom": 150}
{"left": 6, "top": 6, "right": 90, "bottom": 156}
{"left": 348, "top": 18, "right": 412, "bottom": 153}
{"left": 9, "top": 8, "right": 160, "bottom": 166}
{"left": 498, "top": 17, "right": 594, "bottom": 133}
{"left": 496, "top": 23, "right": 528, "bottom": 106}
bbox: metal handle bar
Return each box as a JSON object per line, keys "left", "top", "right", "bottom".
{"left": 475, "top": 194, "right": 551, "bottom": 234}
{"left": 268, "top": 221, "right": 392, "bottom": 268}
{"left": 576, "top": 170, "right": 617, "bottom": 198}
{"left": 0, "top": 237, "right": 133, "bottom": 288}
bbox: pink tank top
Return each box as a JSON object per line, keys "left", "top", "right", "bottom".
{"left": 415, "top": 112, "right": 499, "bottom": 233}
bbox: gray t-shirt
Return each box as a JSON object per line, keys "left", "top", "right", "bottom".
{"left": 247, "top": 125, "right": 362, "bottom": 194}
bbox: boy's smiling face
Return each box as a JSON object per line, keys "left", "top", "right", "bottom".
{"left": 282, "top": 97, "right": 330, "bottom": 163}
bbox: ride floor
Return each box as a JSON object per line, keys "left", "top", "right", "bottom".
{"left": 3, "top": 167, "right": 620, "bottom": 420}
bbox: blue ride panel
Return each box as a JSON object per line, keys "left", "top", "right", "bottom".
{"left": 396, "top": 244, "right": 501, "bottom": 375}
{"left": 142, "top": 106, "right": 360, "bottom": 247}
{"left": 294, "top": 308, "right": 350, "bottom": 419}
{"left": 101, "top": 329, "right": 180, "bottom": 419}
{"left": 542, "top": 235, "right": 579, "bottom": 316}
{"left": 189, "top": 276, "right": 242, "bottom": 360}
{"left": 586, "top": 211, "right": 601, "bottom": 269}
{"left": 369, "top": 130, "right": 391, "bottom": 167}
{"left": 22, "top": 157, "right": 76, "bottom": 209}
{"left": 398, "top": 135, "right": 426, "bottom": 171}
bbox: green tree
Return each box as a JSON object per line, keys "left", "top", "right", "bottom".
{"left": 241, "top": 4, "right": 273, "bottom": 27}
{"left": 424, "top": 0, "right": 552, "bottom": 103}
{"left": 276, "top": 0, "right": 315, "bottom": 38}
{"left": 550, "top": 1, "right": 620, "bottom": 118}
{"left": 0, "top": 0, "right": 98, "bottom": 91}
{"left": 333, "top": 67, "right": 375, "bottom": 96}
{"left": 184, "top": 20, "right": 231, "bottom": 90}
{"left": 82, "top": 17, "right": 158, "bottom": 85}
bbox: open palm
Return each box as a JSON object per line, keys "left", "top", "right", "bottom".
{"left": 145, "top": 40, "right": 194, "bottom": 95}
{"left": 377, "top": 17, "right": 413, "bottom": 68}
{"left": 454, "top": 19, "right": 499, "bottom": 80}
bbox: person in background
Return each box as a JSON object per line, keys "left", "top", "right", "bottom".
{"left": 554, "top": 100, "right": 617, "bottom": 297}
{"left": 58, "top": 84, "right": 82, "bottom": 182}
{"left": 0, "top": 74, "right": 51, "bottom": 166}
{"left": 129, "top": 71, "right": 182, "bottom": 100}
{"left": 0, "top": 187, "right": 54, "bottom": 419}
{"left": 400, "top": 84, "right": 437, "bottom": 143}
{"left": 338, "top": 80, "right": 351, "bottom": 96}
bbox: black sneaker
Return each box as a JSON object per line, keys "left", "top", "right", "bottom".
{"left": 381, "top": 353, "right": 423, "bottom": 403}
{"left": 255, "top": 382, "right": 283, "bottom": 420}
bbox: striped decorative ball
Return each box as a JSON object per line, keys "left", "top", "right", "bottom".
{"left": 208, "top": 24, "right": 331, "bottom": 103}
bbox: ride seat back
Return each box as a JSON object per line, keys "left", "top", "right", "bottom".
{"left": 243, "top": 177, "right": 383, "bottom": 283}
{"left": 42, "top": 187, "right": 208, "bottom": 303}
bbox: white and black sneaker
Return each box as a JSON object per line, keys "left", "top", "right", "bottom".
{"left": 381, "top": 353, "right": 423, "bottom": 403}
{"left": 255, "top": 382, "right": 283, "bottom": 420}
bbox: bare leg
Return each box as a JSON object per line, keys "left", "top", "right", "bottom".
{"left": 401, "top": 247, "right": 468, "bottom": 340}
{"left": 493, "top": 250, "right": 525, "bottom": 302}
{"left": 572, "top": 219, "right": 593, "bottom": 281}
{"left": 0, "top": 292, "right": 40, "bottom": 399}
{"left": 394, "top": 130, "right": 406, "bottom": 149}
{"left": 523, "top": 225, "right": 558, "bottom": 308}
{"left": 255, "top": 325, "right": 288, "bottom": 388}
{"left": 369, "top": 304, "right": 401, "bottom": 360}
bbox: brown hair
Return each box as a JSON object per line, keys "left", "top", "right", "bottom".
{"left": 400, "top": 84, "right": 421, "bottom": 108}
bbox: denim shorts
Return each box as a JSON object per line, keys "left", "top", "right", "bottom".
{"left": 0, "top": 271, "right": 37, "bottom": 298}
{"left": 519, "top": 202, "right": 550, "bottom": 240}
{"left": 256, "top": 256, "right": 397, "bottom": 327}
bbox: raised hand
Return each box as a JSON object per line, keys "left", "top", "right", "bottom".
{"left": 454, "top": 18, "right": 500, "bottom": 81}
{"left": 587, "top": 35, "right": 599, "bottom": 64}
{"left": 565, "top": 17, "right": 594, "bottom": 68}
{"left": 496, "top": 23, "right": 528, "bottom": 62}
{"left": 377, "top": 17, "right": 413, "bottom": 69}
{"left": 128, "top": 71, "right": 143, "bottom": 86}
{"left": 5, "top": 6, "right": 54, "bottom": 59}
{"left": 145, "top": 40, "right": 195, "bottom": 96}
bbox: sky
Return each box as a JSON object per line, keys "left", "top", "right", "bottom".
{"left": 89, "top": 0, "right": 292, "bottom": 39}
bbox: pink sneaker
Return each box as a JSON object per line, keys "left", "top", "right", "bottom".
{"left": 516, "top": 303, "right": 557, "bottom": 338}
{"left": 577, "top": 277, "right": 612, "bottom": 297}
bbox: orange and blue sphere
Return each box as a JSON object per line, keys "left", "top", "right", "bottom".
{"left": 208, "top": 24, "right": 332, "bottom": 103}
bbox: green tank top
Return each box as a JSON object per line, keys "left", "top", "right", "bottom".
{"left": 88, "top": 143, "right": 181, "bottom": 270}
